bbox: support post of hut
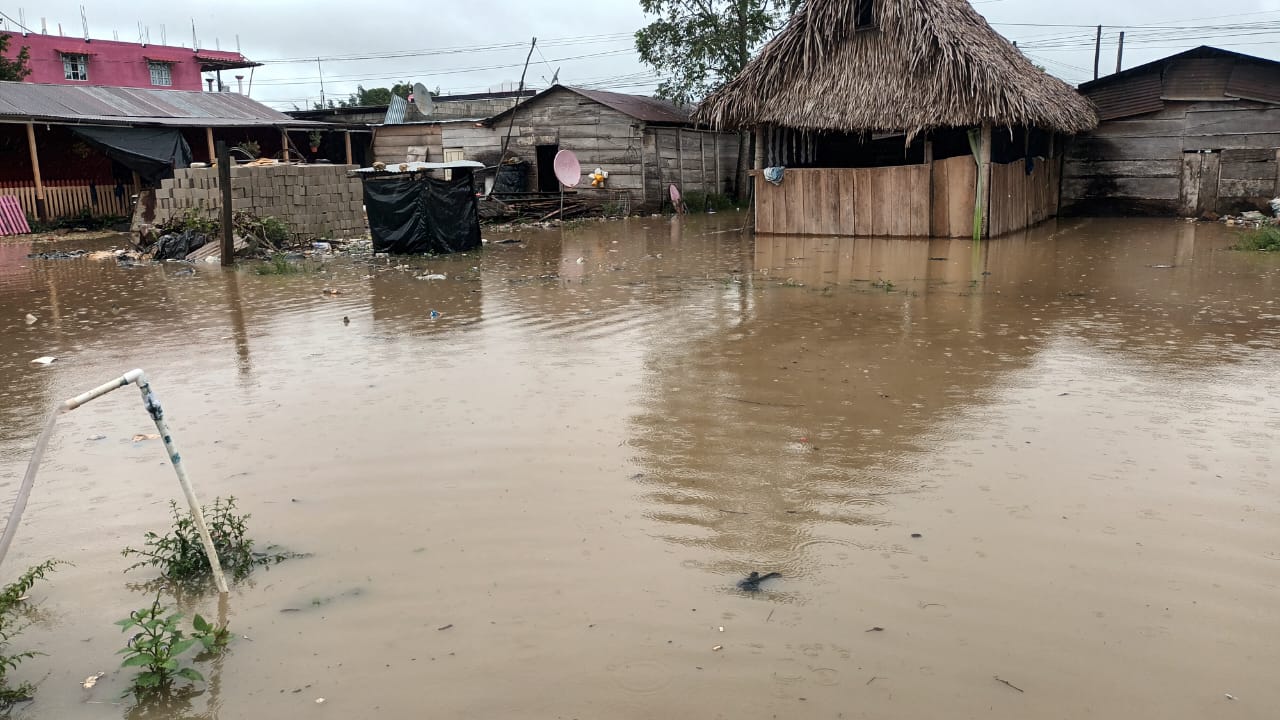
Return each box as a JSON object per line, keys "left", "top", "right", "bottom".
{"left": 676, "top": 128, "right": 685, "bottom": 191}
{"left": 978, "top": 123, "right": 993, "bottom": 240}
{"left": 205, "top": 127, "right": 216, "bottom": 163}
{"left": 700, "top": 132, "right": 708, "bottom": 201}
{"left": 343, "top": 131, "right": 353, "bottom": 165}
{"left": 714, "top": 133, "right": 722, "bottom": 196}
{"left": 25, "top": 123, "right": 47, "bottom": 221}
{"left": 280, "top": 130, "right": 290, "bottom": 162}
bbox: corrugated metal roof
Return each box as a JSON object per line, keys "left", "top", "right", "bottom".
{"left": 1085, "top": 70, "right": 1164, "bottom": 121}
{"left": 485, "top": 84, "right": 693, "bottom": 126}
{"left": 568, "top": 87, "right": 691, "bottom": 124}
{"left": 0, "top": 81, "right": 327, "bottom": 127}
{"left": 1225, "top": 61, "right": 1280, "bottom": 104}
{"left": 1161, "top": 58, "right": 1232, "bottom": 101}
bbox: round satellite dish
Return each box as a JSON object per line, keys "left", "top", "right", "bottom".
{"left": 554, "top": 150, "right": 581, "bottom": 188}
{"left": 412, "top": 83, "right": 434, "bottom": 116}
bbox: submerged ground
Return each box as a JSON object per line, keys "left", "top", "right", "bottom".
{"left": 0, "top": 215, "right": 1277, "bottom": 718}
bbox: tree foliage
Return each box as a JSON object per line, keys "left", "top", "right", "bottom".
{"left": 0, "top": 33, "right": 32, "bottom": 82}
{"left": 312, "top": 82, "right": 418, "bottom": 110}
{"left": 635, "top": 0, "right": 801, "bottom": 104}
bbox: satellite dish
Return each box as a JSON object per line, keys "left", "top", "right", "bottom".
{"left": 553, "top": 150, "right": 581, "bottom": 188}
{"left": 412, "top": 82, "right": 434, "bottom": 116}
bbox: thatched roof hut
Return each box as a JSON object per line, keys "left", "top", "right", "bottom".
{"left": 698, "top": 0, "right": 1097, "bottom": 138}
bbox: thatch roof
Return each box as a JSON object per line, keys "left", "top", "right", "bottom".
{"left": 697, "top": 0, "right": 1098, "bottom": 137}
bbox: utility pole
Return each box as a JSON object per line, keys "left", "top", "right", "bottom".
{"left": 1116, "top": 31, "right": 1125, "bottom": 74}
{"left": 1092, "top": 25, "right": 1102, "bottom": 80}
{"left": 318, "top": 58, "right": 325, "bottom": 108}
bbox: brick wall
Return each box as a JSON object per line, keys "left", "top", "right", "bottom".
{"left": 151, "top": 164, "right": 366, "bottom": 239}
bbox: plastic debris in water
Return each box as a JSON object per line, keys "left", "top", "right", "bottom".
{"left": 429, "top": 310, "right": 440, "bottom": 319}
{"left": 24, "top": 313, "right": 37, "bottom": 324}
{"left": 30, "top": 356, "right": 56, "bottom": 365}
{"left": 82, "top": 672, "right": 105, "bottom": 689}
{"left": 417, "top": 274, "right": 447, "bottom": 281}
{"left": 131, "top": 434, "right": 161, "bottom": 442}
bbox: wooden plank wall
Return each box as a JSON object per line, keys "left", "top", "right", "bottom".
{"left": 373, "top": 124, "right": 443, "bottom": 164}
{"left": 0, "top": 180, "right": 137, "bottom": 221}
{"left": 988, "top": 158, "right": 1061, "bottom": 237}
{"left": 1063, "top": 100, "right": 1280, "bottom": 215}
{"left": 929, "top": 156, "right": 977, "bottom": 238}
{"left": 754, "top": 167, "right": 930, "bottom": 236}
{"left": 646, "top": 127, "right": 740, "bottom": 208}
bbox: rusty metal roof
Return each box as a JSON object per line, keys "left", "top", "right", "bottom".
{"left": 0, "top": 81, "right": 326, "bottom": 128}
{"left": 1080, "top": 46, "right": 1280, "bottom": 120}
{"left": 485, "top": 84, "right": 693, "bottom": 126}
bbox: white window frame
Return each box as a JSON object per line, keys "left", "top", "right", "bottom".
{"left": 62, "top": 54, "right": 88, "bottom": 82}
{"left": 148, "top": 61, "right": 172, "bottom": 87}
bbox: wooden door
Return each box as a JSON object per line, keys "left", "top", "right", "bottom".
{"left": 1180, "top": 151, "right": 1221, "bottom": 216}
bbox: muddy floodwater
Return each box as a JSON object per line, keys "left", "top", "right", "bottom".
{"left": 0, "top": 216, "right": 1277, "bottom": 719}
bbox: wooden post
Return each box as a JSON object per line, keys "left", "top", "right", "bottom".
{"left": 1092, "top": 25, "right": 1102, "bottom": 80}
{"left": 676, "top": 128, "right": 685, "bottom": 193}
{"left": 217, "top": 141, "right": 233, "bottom": 267}
{"left": 280, "top": 130, "right": 290, "bottom": 162}
{"left": 1116, "top": 31, "right": 1125, "bottom": 74}
{"left": 700, "top": 131, "right": 708, "bottom": 202}
{"left": 714, "top": 132, "right": 722, "bottom": 195}
{"left": 343, "top": 131, "right": 353, "bottom": 165}
{"left": 25, "top": 123, "right": 47, "bottom": 221}
{"left": 923, "top": 140, "right": 933, "bottom": 165}
{"left": 205, "top": 127, "right": 215, "bottom": 163}
{"left": 978, "top": 123, "right": 993, "bottom": 239}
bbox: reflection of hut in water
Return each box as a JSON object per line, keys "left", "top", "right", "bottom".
{"left": 698, "top": 0, "right": 1097, "bottom": 238}
{"left": 628, "top": 221, "right": 1275, "bottom": 576}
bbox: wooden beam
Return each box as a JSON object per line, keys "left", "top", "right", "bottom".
{"left": 676, "top": 128, "right": 684, "bottom": 193}
{"left": 700, "top": 131, "right": 708, "bottom": 200}
{"left": 714, "top": 132, "right": 722, "bottom": 195}
{"left": 344, "top": 131, "right": 353, "bottom": 165}
{"left": 280, "top": 130, "right": 290, "bottom": 162}
{"left": 26, "top": 122, "right": 47, "bottom": 221}
{"left": 206, "top": 127, "right": 216, "bottom": 163}
{"left": 979, "top": 123, "right": 993, "bottom": 239}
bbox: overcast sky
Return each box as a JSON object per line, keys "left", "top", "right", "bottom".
{"left": 5, "top": 0, "right": 1280, "bottom": 109}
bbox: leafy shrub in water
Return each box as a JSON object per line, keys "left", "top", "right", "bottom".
{"left": 680, "top": 191, "right": 736, "bottom": 213}
{"left": 1235, "top": 225, "right": 1280, "bottom": 251}
{"left": 0, "top": 560, "right": 64, "bottom": 709}
{"left": 253, "top": 253, "right": 303, "bottom": 275}
{"left": 122, "top": 497, "right": 286, "bottom": 585}
{"left": 117, "top": 596, "right": 229, "bottom": 697}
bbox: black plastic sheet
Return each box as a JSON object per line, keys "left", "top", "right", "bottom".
{"left": 71, "top": 127, "right": 192, "bottom": 183}
{"left": 363, "top": 172, "right": 481, "bottom": 255}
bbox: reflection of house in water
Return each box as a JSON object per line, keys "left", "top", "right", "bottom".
{"left": 627, "top": 219, "right": 1277, "bottom": 578}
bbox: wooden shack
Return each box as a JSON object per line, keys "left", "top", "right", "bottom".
{"left": 698, "top": 0, "right": 1097, "bottom": 238}
{"left": 372, "top": 85, "right": 740, "bottom": 212}
{"left": 1063, "top": 46, "right": 1280, "bottom": 217}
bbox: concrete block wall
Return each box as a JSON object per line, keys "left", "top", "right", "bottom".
{"left": 151, "top": 163, "right": 366, "bottom": 239}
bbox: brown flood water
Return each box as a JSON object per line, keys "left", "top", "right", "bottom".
{"left": 0, "top": 216, "right": 1277, "bottom": 719}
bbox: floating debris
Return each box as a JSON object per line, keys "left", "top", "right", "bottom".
{"left": 30, "top": 356, "right": 56, "bottom": 366}
{"left": 82, "top": 672, "right": 105, "bottom": 689}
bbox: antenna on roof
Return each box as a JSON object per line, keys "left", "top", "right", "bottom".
{"left": 192, "top": 19, "right": 198, "bottom": 50}
{"left": 138, "top": 21, "right": 144, "bottom": 44}
{"left": 41, "top": 17, "right": 47, "bottom": 34}
{"left": 236, "top": 35, "right": 241, "bottom": 53}
{"left": 80, "top": 5, "right": 89, "bottom": 41}
{"left": 18, "top": 9, "right": 26, "bottom": 35}
{"left": 145, "top": 26, "right": 150, "bottom": 44}
{"left": 160, "top": 24, "right": 165, "bottom": 45}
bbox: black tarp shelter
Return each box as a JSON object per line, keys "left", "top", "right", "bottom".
{"left": 359, "top": 162, "right": 484, "bottom": 254}
{"left": 71, "top": 127, "right": 192, "bottom": 183}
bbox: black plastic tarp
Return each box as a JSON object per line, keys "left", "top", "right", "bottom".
{"left": 363, "top": 172, "right": 481, "bottom": 254}
{"left": 71, "top": 127, "right": 192, "bottom": 183}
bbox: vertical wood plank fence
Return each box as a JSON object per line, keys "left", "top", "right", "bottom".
{"left": 0, "top": 180, "right": 138, "bottom": 223}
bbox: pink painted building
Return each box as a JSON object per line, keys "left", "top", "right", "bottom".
{"left": 0, "top": 32, "right": 257, "bottom": 91}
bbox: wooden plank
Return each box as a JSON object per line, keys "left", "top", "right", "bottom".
{"left": 854, "top": 169, "right": 874, "bottom": 236}
{"left": 1184, "top": 107, "right": 1280, "bottom": 135}
{"left": 1220, "top": 161, "right": 1276, "bottom": 180}
{"left": 947, "top": 156, "right": 976, "bottom": 238}
{"left": 820, "top": 168, "right": 839, "bottom": 235}
{"left": 1063, "top": 159, "right": 1183, "bottom": 179}
{"left": 1220, "top": 148, "right": 1275, "bottom": 163}
{"left": 1089, "top": 118, "right": 1187, "bottom": 138}
{"left": 1064, "top": 176, "right": 1181, "bottom": 199}
{"left": 1197, "top": 152, "right": 1220, "bottom": 214}
{"left": 839, "top": 169, "right": 857, "bottom": 234}
{"left": 1218, "top": 177, "right": 1272, "bottom": 198}
{"left": 1184, "top": 133, "right": 1280, "bottom": 151}
{"left": 1179, "top": 153, "right": 1201, "bottom": 215}
{"left": 931, "top": 159, "right": 949, "bottom": 236}
{"left": 26, "top": 123, "right": 46, "bottom": 220}
{"left": 1071, "top": 136, "right": 1185, "bottom": 160}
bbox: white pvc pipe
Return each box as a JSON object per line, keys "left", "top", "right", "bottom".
{"left": 0, "top": 369, "right": 229, "bottom": 595}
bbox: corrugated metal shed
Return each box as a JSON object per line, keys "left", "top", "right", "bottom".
{"left": 1161, "top": 58, "right": 1233, "bottom": 101}
{"left": 1086, "top": 70, "right": 1164, "bottom": 121}
{"left": 1225, "top": 61, "right": 1280, "bottom": 104}
{"left": 485, "top": 84, "right": 693, "bottom": 126}
{"left": 0, "top": 81, "right": 328, "bottom": 127}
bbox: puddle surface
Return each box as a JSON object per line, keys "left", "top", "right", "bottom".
{"left": 0, "top": 216, "right": 1277, "bottom": 718}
